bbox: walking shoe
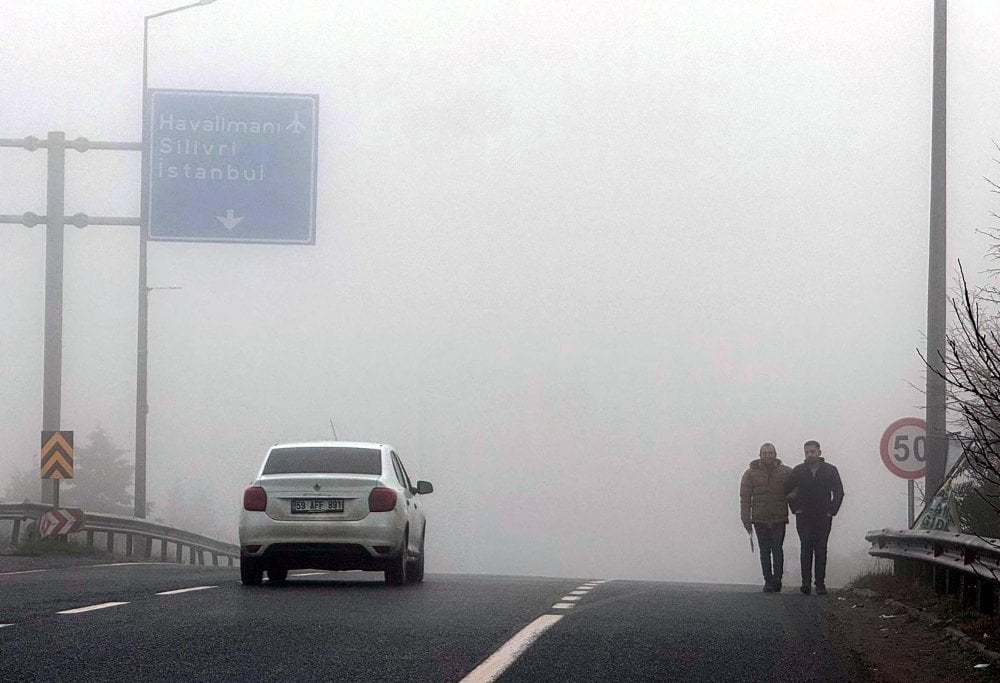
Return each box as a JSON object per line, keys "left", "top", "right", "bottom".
{"left": 762, "top": 581, "right": 775, "bottom": 592}
{"left": 799, "top": 584, "right": 811, "bottom": 595}
{"left": 773, "top": 579, "right": 782, "bottom": 593}
{"left": 815, "top": 584, "right": 827, "bottom": 596}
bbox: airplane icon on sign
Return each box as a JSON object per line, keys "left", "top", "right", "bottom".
{"left": 286, "top": 112, "right": 306, "bottom": 135}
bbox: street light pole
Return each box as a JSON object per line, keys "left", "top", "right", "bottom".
{"left": 135, "top": 0, "right": 217, "bottom": 518}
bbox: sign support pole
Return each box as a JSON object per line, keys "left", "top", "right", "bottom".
{"left": 907, "top": 479, "right": 915, "bottom": 528}
{"left": 43, "top": 131, "right": 65, "bottom": 509}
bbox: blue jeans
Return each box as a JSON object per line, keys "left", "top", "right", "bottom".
{"left": 753, "top": 522, "right": 786, "bottom": 583}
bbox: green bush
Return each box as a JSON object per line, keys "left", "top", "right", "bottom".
{"left": 16, "top": 525, "right": 97, "bottom": 557}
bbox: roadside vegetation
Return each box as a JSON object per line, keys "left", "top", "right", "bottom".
{"left": 848, "top": 564, "right": 1000, "bottom": 648}
{"left": 11, "top": 523, "right": 105, "bottom": 558}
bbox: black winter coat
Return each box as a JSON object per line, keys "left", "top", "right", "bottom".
{"left": 784, "top": 459, "right": 844, "bottom": 517}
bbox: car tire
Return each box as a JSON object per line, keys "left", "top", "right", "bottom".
{"left": 240, "top": 557, "right": 263, "bottom": 586}
{"left": 407, "top": 532, "right": 425, "bottom": 584}
{"left": 267, "top": 567, "right": 288, "bottom": 585}
{"left": 385, "top": 532, "right": 408, "bottom": 586}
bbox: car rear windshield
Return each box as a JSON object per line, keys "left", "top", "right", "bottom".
{"left": 262, "top": 447, "right": 382, "bottom": 475}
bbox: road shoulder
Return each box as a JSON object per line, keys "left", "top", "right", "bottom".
{"left": 824, "top": 587, "right": 993, "bottom": 681}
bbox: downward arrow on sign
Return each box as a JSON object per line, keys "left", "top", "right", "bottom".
{"left": 216, "top": 209, "right": 244, "bottom": 231}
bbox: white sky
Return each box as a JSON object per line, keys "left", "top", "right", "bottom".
{"left": 3, "top": 0, "right": 1000, "bottom": 584}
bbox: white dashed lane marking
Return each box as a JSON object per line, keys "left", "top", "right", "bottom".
{"left": 466, "top": 580, "right": 610, "bottom": 680}
{"left": 461, "top": 614, "right": 563, "bottom": 683}
{"left": 156, "top": 585, "right": 218, "bottom": 596}
{"left": 57, "top": 602, "right": 129, "bottom": 615}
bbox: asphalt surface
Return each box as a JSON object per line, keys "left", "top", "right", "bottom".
{"left": 0, "top": 564, "right": 851, "bottom": 682}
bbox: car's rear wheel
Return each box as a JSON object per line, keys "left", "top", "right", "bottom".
{"left": 385, "top": 532, "right": 408, "bottom": 586}
{"left": 267, "top": 567, "right": 288, "bottom": 585}
{"left": 240, "top": 557, "right": 263, "bottom": 586}
{"left": 407, "top": 531, "right": 425, "bottom": 584}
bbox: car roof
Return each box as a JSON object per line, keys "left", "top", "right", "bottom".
{"left": 269, "top": 441, "right": 389, "bottom": 450}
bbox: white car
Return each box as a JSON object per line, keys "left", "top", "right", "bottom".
{"left": 238, "top": 441, "right": 432, "bottom": 586}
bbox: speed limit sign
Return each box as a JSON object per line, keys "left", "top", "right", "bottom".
{"left": 879, "top": 417, "right": 927, "bottom": 479}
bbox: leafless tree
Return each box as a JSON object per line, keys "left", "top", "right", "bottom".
{"left": 918, "top": 145, "right": 1000, "bottom": 532}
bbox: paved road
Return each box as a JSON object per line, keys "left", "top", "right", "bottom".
{"left": 0, "top": 563, "right": 851, "bottom": 682}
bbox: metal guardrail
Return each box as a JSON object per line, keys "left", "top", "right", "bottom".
{"left": 0, "top": 502, "right": 239, "bottom": 567}
{"left": 867, "top": 528, "right": 1000, "bottom": 613}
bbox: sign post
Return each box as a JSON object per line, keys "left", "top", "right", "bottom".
{"left": 879, "top": 417, "right": 927, "bottom": 527}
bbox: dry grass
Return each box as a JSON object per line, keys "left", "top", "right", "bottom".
{"left": 850, "top": 568, "right": 1000, "bottom": 647}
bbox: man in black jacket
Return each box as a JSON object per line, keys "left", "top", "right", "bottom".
{"left": 784, "top": 440, "right": 844, "bottom": 595}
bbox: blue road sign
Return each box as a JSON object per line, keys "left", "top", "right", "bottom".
{"left": 147, "top": 89, "right": 318, "bottom": 244}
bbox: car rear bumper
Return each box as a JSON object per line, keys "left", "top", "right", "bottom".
{"left": 238, "top": 512, "right": 405, "bottom": 570}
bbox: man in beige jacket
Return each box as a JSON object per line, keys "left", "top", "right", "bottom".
{"left": 740, "top": 443, "right": 792, "bottom": 592}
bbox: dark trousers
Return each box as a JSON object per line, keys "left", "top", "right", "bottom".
{"left": 796, "top": 514, "right": 833, "bottom": 586}
{"left": 753, "top": 523, "right": 786, "bottom": 583}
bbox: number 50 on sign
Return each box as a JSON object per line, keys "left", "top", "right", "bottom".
{"left": 879, "top": 417, "right": 927, "bottom": 479}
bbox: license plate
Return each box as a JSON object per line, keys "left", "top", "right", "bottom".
{"left": 290, "top": 498, "right": 344, "bottom": 513}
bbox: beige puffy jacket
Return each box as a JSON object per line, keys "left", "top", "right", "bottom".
{"left": 740, "top": 458, "right": 792, "bottom": 525}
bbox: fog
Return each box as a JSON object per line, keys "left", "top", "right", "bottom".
{"left": 3, "top": 1, "right": 1000, "bottom": 585}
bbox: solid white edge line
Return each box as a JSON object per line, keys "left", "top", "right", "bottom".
{"left": 57, "top": 601, "right": 129, "bottom": 614}
{"left": 0, "top": 624, "right": 13, "bottom": 628}
{"left": 461, "top": 614, "right": 563, "bottom": 683}
{"left": 156, "top": 585, "right": 218, "bottom": 596}
{"left": 0, "top": 569, "right": 48, "bottom": 576}
{"left": 0, "top": 562, "right": 189, "bottom": 577}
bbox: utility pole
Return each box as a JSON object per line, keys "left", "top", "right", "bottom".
{"left": 925, "top": 0, "right": 948, "bottom": 497}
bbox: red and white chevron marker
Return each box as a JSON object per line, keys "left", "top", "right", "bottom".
{"left": 38, "top": 508, "right": 86, "bottom": 537}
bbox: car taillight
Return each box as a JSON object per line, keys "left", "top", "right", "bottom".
{"left": 243, "top": 486, "right": 267, "bottom": 511}
{"left": 368, "top": 487, "right": 397, "bottom": 512}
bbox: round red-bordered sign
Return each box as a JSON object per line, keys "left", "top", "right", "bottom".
{"left": 879, "top": 417, "right": 927, "bottom": 479}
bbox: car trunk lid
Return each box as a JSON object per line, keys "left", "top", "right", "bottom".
{"left": 259, "top": 474, "right": 380, "bottom": 521}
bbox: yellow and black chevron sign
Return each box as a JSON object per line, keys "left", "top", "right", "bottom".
{"left": 40, "top": 430, "right": 74, "bottom": 480}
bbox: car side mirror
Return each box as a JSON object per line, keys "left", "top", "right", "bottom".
{"left": 416, "top": 480, "right": 433, "bottom": 495}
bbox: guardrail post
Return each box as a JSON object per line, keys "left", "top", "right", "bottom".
{"left": 143, "top": 536, "right": 152, "bottom": 560}
{"left": 947, "top": 568, "right": 960, "bottom": 597}
{"left": 126, "top": 534, "right": 134, "bottom": 558}
{"left": 86, "top": 530, "right": 94, "bottom": 548}
{"left": 212, "top": 552, "right": 218, "bottom": 566}
{"left": 198, "top": 549, "right": 205, "bottom": 565}
{"left": 107, "top": 531, "right": 114, "bottom": 554}
{"left": 159, "top": 538, "right": 167, "bottom": 561}
{"left": 175, "top": 543, "right": 182, "bottom": 564}
{"left": 963, "top": 576, "right": 977, "bottom": 609}
{"left": 933, "top": 565, "right": 947, "bottom": 594}
{"left": 228, "top": 555, "right": 234, "bottom": 567}
{"left": 11, "top": 518, "right": 21, "bottom": 546}
{"left": 189, "top": 545, "right": 196, "bottom": 565}
{"left": 981, "top": 582, "right": 997, "bottom": 615}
